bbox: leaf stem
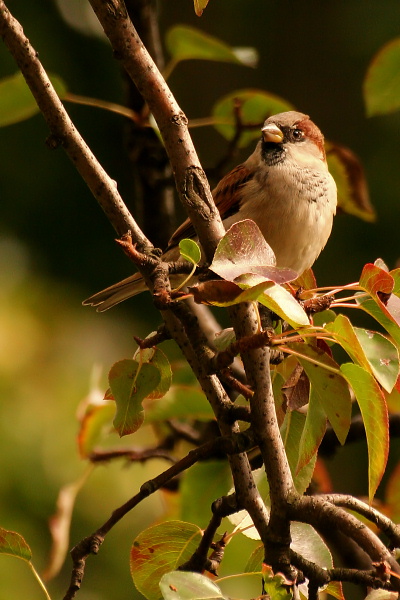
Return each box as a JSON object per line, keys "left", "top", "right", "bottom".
{"left": 28, "top": 563, "right": 52, "bottom": 600}
{"left": 278, "top": 346, "right": 342, "bottom": 375}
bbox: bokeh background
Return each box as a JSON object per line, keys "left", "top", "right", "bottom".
{"left": 1, "top": 1, "right": 400, "bottom": 598}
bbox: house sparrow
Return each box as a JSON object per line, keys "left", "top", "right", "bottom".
{"left": 84, "top": 111, "right": 337, "bottom": 311}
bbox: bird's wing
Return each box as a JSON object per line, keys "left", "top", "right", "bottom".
{"left": 165, "top": 164, "right": 253, "bottom": 252}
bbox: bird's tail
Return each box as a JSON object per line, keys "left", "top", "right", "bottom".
{"left": 82, "top": 272, "right": 147, "bottom": 312}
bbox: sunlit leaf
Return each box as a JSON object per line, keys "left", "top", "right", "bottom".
{"left": 354, "top": 328, "right": 399, "bottom": 393}
{"left": 357, "top": 296, "right": 400, "bottom": 348}
{"left": 130, "top": 521, "right": 202, "bottom": 600}
{"left": 166, "top": 25, "right": 257, "bottom": 68}
{"left": 326, "top": 142, "right": 375, "bottom": 222}
{"left": 178, "top": 238, "right": 201, "bottom": 265}
{"left": 340, "top": 363, "right": 389, "bottom": 501}
{"left": 212, "top": 89, "right": 293, "bottom": 147}
{"left": 0, "top": 527, "right": 32, "bottom": 561}
{"left": 288, "top": 342, "right": 351, "bottom": 444}
{"left": 259, "top": 284, "right": 310, "bottom": 328}
{"left": 364, "top": 37, "right": 400, "bottom": 116}
{"left": 326, "top": 314, "right": 399, "bottom": 392}
{"left": 134, "top": 346, "right": 172, "bottom": 400}
{"left": 160, "top": 570, "right": 224, "bottom": 600}
{"left": 0, "top": 71, "right": 68, "bottom": 127}
{"left": 210, "top": 220, "right": 294, "bottom": 283}
{"left": 359, "top": 262, "right": 394, "bottom": 298}
{"left": 193, "top": 0, "right": 210, "bottom": 17}
{"left": 390, "top": 267, "right": 400, "bottom": 296}
{"left": 109, "top": 359, "right": 161, "bottom": 437}
{"left": 180, "top": 461, "right": 232, "bottom": 527}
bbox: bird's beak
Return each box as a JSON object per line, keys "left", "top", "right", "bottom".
{"left": 261, "top": 123, "right": 284, "bottom": 143}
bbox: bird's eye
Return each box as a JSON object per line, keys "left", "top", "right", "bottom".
{"left": 292, "top": 128, "right": 304, "bottom": 141}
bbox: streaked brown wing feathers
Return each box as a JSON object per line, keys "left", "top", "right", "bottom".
{"left": 166, "top": 164, "right": 252, "bottom": 251}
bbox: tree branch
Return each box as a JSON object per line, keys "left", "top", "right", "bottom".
{"left": 0, "top": 1, "right": 149, "bottom": 247}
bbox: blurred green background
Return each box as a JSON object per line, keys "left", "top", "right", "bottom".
{"left": 1, "top": 1, "right": 400, "bottom": 598}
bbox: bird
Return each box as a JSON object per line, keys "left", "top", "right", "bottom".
{"left": 83, "top": 111, "right": 337, "bottom": 311}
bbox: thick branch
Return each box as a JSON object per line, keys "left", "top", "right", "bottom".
{"left": 87, "top": 0, "right": 226, "bottom": 262}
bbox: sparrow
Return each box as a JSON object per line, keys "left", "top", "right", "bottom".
{"left": 83, "top": 111, "right": 337, "bottom": 311}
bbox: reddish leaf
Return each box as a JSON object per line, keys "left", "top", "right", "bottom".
{"left": 210, "top": 219, "right": 297, "bottom": 284}
{"left": 340, "top": 363, "right": 389, "bottom": 501}
{"left": 359, "top": 263, "right": 394, "bottom": 299}
{"left": 0, "top": 527, "right": 31, "bottom": 561}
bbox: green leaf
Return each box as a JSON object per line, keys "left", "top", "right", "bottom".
{"left": 0, "top": 71, "right": 68, "bottom": 128}
{"left": 364, "top": 37, "right": 400, "bottom": 116}
{"left": 166, "top": 25, "right": 257, "bottom": 67}
{"left": 134, "top": 346, "right": 172, "bottom": 400}
{"left": 109, "top": 359, "right": 161, "bottom": 437}
{"left": 212, "top": 89, "right": 293, "bottom": 147}
{"left": 130, "top": 521, "right": 203, "bottom": 600}
{"left": 296, "top": 386, "right": 327, "bottom": 473}
{"left": 180, "top": 460, "right": 232, "bottom": 528}
{"left": 160, "top": 571, "right": 225, "bottom": 600}
{"left": 0, "top": 527, "right": 32, "bottom": 561}
{"left": 281, "top": 411, "right": 317, "bottom": 494}
{"left": 179, "top": 239, "right": 201, "bottom": 265}
{"left": 391, "top": 267, "right": 400, "bottom": 296}
{"left": 354, "top": 327, "right": 399, "bottom": 393}
{"left": 357, "top": 296, "right": 400, "bottom": 348}
{"left": 340, "top": 363, "right": 389, "bottom": 501}
{"left": 219, "top": 572, "right": 289, "bottom": 600}
{"left": 326, "top": 143, "right": 376, "bottom": 222}
{"left": 326, "top": 314, "right": 399, "bottom": 392}
{"left": 259, "top": 284, "right": 310, "bottom": 328}
{"left": 144, "top": 385, "right": 214, "bottom": 423}
{"left": 289, "top": 342, "right": 352, "bottom": 444}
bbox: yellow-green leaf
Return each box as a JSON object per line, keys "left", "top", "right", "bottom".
{"left": 340, "top": 363, "right": 389, "bottom": 501}
{"left": 0, "top": 71, "right": 68, "bottom": 127}
{"left": 109, "top": 359, "right": 161, "bottom": 437}
{"left": 364, "top": 37, "right": 400, "bottom": 116}
{"left": 130, "top": 521, "right": 202, "bottom": 600}
{"left": 212, "top": 89, "right": 293, "bottom": 147}
{"left": 166, "top": 25, "right": 257, "bottom": 68}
